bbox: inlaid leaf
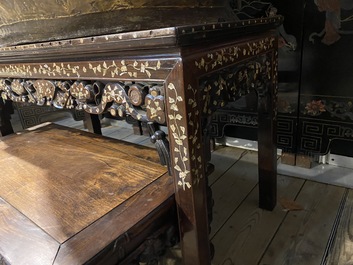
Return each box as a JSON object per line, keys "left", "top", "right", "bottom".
{"left": 180, "top": 126, "right": 185, "bottom": 134}
{"left": 170, "top": 104, "right": 178, "bottom": 111}
{"left": 175, "top": 139, "right": 183, "bottom": 146}
{"left": 175, "top": 114, "right": 182, "bottom": 120}
{"left": 145, "top": 70, "right": 151, "bottom": 78}
{"left": 174, "top": 165, "right": 182, "bottom": 171}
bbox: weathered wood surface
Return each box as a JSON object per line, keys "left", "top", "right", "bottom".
{"left": 197, "top": 144, "right": 353, "bottom": 265}
{"left": 326, "top": 189, "right": 353, "bottom": 265}
{"left": 5, "top": 112, "right": 353, "bottom": 265}
{"left": 210, "top": 150, "right": 259, "bottom": 237}
{"left": 212, "top": 174, "right": 304, "bottom": 265}
{"left": 0, "top": 197, "right": 59, "bottom": 265}
{"left": 259, "top": 182, "right": 345, "bottom": 265}
{"left": 0, "top": 123, "right": 172, "bottom": 264}
{"left": 208, "top": 146, "right": 245, "bottom": 185}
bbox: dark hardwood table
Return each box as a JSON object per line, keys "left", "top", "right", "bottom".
{"left": 0, "top": 16, "right": 281, "bottom": 264}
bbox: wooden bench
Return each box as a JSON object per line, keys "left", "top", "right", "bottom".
{"left": 0, "top": 123, "right": 176, "bottom": 265}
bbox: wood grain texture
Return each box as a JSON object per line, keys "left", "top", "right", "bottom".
{"left": 210, "top": 153, "right": 259, "bottom": 238}
{"left": 326, "top": 189, "right": 353, "bottom": 265}
{"left": 212, "top": 175, "right": 304, "bottom": 265}
{"left": 259, "top": 181, "right": 345, "bottom": 265}
{"left": 0, "top": 124, "right": 166, "bottom": 243}
{"left": 0, "top": 198, "right": 59, "bottom": 265}
{"left": 208, "top": 146, "right": 246, "bottom": 185}
{"left": 55, "top": 173, "right": 174, "bottom": 265}
{"left": 87, "top": 198, "right": 176, "bottom": 265}
{"left": 0, "top": 123, "right": 173, "bottom": 264}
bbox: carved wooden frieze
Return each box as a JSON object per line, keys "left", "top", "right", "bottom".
{"left": 0, "top": 79, "right": 166, "bottom": 124}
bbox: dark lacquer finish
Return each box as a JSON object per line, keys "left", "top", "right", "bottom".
{"left": 0, "top": 0, "right": 236, "bottom": 47}
{"left": 0, "top": 16, "right": 282, "bottom": 264}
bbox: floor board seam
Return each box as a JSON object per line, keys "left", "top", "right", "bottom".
{"left": 320, "top": 188, "right": 349, "bottom": 265}
{"left": 210, "top": 182, "right": 258, "bottom": 241}
{"left": 210, "top": 149, "right": 249, "bottom": 186}
{"left": 257, "top": 178, "right": 307, "bottom": 264}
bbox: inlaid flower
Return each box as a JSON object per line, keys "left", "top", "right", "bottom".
{"left": 278, "top": 98, "right": 293, "bottom": 113}
{"left": 305, "top": 100, "right": 326, "bottom": 116}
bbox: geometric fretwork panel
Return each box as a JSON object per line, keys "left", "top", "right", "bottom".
{"left": 211, "top": 110, "right": 298, "bottom": 153}
{"left": 299, "top": 119, "right": 353, "bottom": 155}
{"left": 277, "top": 116, "right": 296, "bottom": 152}
{"left": 301, "top": 136, "right": 322, "bottom": 153}
{"left": 14, "top": 102, "right": 84, "bottom": 129}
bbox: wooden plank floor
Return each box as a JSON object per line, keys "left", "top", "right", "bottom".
{"left": 8, "top": 112, "right": 353, "bottom": 265}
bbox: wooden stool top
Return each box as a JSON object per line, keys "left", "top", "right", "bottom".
{"left": 0, "top": 123, "right": 172, "bottom": 264}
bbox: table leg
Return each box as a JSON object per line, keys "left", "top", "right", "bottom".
{"left": 165, "top": 68, "right": 211, "bottom": 264}
{"left": 257, "top": 51, "right": 278, "bottom": 211}
{"left": 257, "top": 110, "right": 277, "bottom": 210}
{"left": 0, "top": 99, "right": 14, "bottom": 136}
{"left": 84, "top": 112, "right": 102, "bottom": 135}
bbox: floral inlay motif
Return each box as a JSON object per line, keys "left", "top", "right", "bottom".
{"left": 0, "top": 60, "right": 162, "bottom": 79}
{"left": 304, "top": 100, "right": 326, "bottom": 116}
{"left": 278, "top": 98, "right": 294, "bottom": 114}
{"left": 145, "top": 92, "right": 166, "bottom": 124}
{"left": 198, "top": 56, "right": 272, "bottom": 119}
{"left": 301, "top": 98, "right": 353, "bottom": 121}
{"left": 186, "top": 84, "right": 203, "bottom": 186}
{"left": 194, "top": 37, "right": 275, "bottom": 72}
{"left": 167, "top": 82, "right": 191, "bottom": 190}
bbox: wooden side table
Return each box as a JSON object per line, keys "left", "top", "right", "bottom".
{"left": 0, "top": 17, "right": 281, "bottom": 264}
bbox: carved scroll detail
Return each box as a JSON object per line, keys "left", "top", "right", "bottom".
{"left": 0, "top": 79, "right": 166, "bottom": 124}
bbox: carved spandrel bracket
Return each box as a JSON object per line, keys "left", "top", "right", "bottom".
{"left": 198, "top": 55, "right": 272, "bottom": 119}
{"left": 0, "top": 79, "right": 167, "bottom": 125}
